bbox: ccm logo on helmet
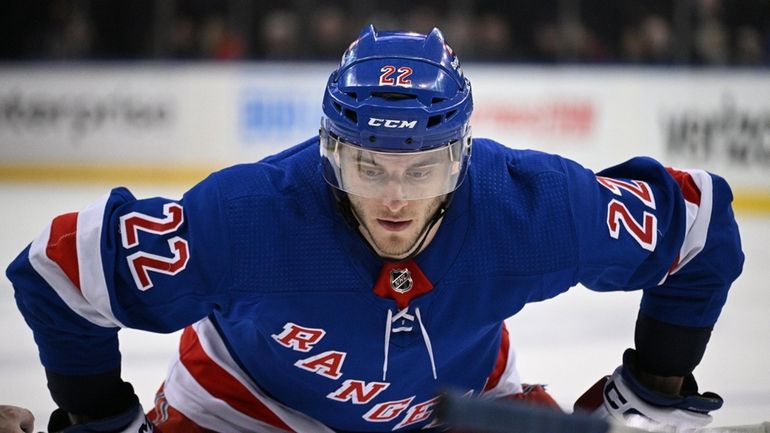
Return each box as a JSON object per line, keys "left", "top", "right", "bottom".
{"left": 368, "top": 118, "right": 417, "bottom": 128}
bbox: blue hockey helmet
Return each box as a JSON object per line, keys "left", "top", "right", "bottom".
{"left": 321, "top": 25, "right": 473, "bottom": 201}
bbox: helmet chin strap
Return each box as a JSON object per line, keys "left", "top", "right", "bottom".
{"left": 331, "top": 188, "right": 454, "bottom": 263}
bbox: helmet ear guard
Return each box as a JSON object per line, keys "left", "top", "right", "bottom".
{"left": 320, "top": 24, "right": 473, "bottom": 200}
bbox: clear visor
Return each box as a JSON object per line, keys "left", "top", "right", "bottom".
{"left": 321, "top": 131, "right": 468, "bottom": 200}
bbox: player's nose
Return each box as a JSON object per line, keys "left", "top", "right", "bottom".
{"left": 381, "top": 180, "right": 408, "bottom": 213}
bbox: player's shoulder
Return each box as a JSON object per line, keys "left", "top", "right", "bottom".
{"left": 203, "top": 137, "right": 324, "bottom": 201}
{"left": 471, "top": 138, "right": 570, "bottom": 177}
{"left": 182, "top": 136, "right": 332, "bottom": 232}
{"left": 455, "top": 138, "right": 579, "bottom": 275}
{"left": 469, "top": 138, "right": 573, "bottom": 204}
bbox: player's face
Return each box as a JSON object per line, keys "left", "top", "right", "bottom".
{"left": 338, "top": 147, "right": 449, "bottom": 259}
{"left": 348, "top": 192, "right": 445, "bottom": 260}
{"left": 327, "top": 139, "right": 461, "bottom": 259}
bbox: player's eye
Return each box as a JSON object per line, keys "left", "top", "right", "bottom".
{"left": 358, "top": 165, "right": 386, "bottom": 181}
{"left": 406, "top": 169, "right": 430, "bottom": 180}
{"left": 406, "top": 166, "right": 434, "bottom": 182}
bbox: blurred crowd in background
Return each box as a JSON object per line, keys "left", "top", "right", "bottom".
{"left": 1, "top": 0, "right": 768, "bottom": 65}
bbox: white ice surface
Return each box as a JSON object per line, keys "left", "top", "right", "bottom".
{"left": 0, "top": 183, "right": 767, "bottom": 429}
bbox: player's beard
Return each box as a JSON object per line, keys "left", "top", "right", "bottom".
{"left": 348, "top": 194, "right": 445, "bottom": 260}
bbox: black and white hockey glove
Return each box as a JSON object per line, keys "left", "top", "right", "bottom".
{"left": 47, "top": 403, "right": 152, "bottom": 433}
{"left": 576, "top": 350, "right": 723, "bottom": 432}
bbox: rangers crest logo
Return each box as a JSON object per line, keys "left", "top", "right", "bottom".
{"left": 390, "top": 268, "right": 413, "bottom": 294}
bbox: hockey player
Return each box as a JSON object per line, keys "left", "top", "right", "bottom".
{"left": 3, "top": 25, "right": 743, "bottom": 433}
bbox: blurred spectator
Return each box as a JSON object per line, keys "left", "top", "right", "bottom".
{"left": 471, "top": 13, "right": 514, "bottom": 60}
{"left": 562, "top": 20, "right": 609, "bottom": 63}
{"left": 533, "top": 22, "right": 563, "bottom": 62}
{"left": 260, "top": 10, "right": 301, "bottom": 60}
{"left": 440, "top": 13, "right": 473, "bottom": 57}
{"left": 694, "top": 20, "right": 729, "bottom": 64}
{"left": 533, "top": 20, "right": 608, "bottom": 63}
{"left": 640, "top": 15, "right": 675, "bottom": 63}
{"left": 693, "top": 0, "right": 729, "bottom": 64}
{"left": 579, "top": 0, "right": 624, "bottom": 61}
{"left": 621, "top": 25, "right": 646, "bottom": 63}
{"left": 309, "top": 6, "right": 350, "bottom": 59}
{"left": 620, "top": 14, "right": 676, "bottom": 64}
{"left": 47, "top": 0, "right": 94, "bottom": 59}
{"left": 200, "top": 16, "right": 244, "bottom": 60}
{"left": 734, "top": 26, "right": 766, "bottom": 65}
{"left": 169, "top": 17, "right": 198, "bottom": 59}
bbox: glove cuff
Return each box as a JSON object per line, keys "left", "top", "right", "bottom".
{"left": 634, "top": 313, "right": 712, "bottom": 376}
{"left": 47, "top": 402, "right": 152, "bottom": 433}
{"left": 46, "top": 368, "right": 136, "bottom": 419}
{"left": 621, "top": 349, "right": 723, "bottom": 413}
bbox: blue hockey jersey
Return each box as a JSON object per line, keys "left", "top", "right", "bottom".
{"left": 7, "top": 137, "right": 743, "bottom": 432}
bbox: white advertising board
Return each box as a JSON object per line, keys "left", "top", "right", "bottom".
{"left": 1, "top": 64, "right": 768, "bottom": 200}
{"left": 469, "top": 67, "right": 770, "bottom": 191}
